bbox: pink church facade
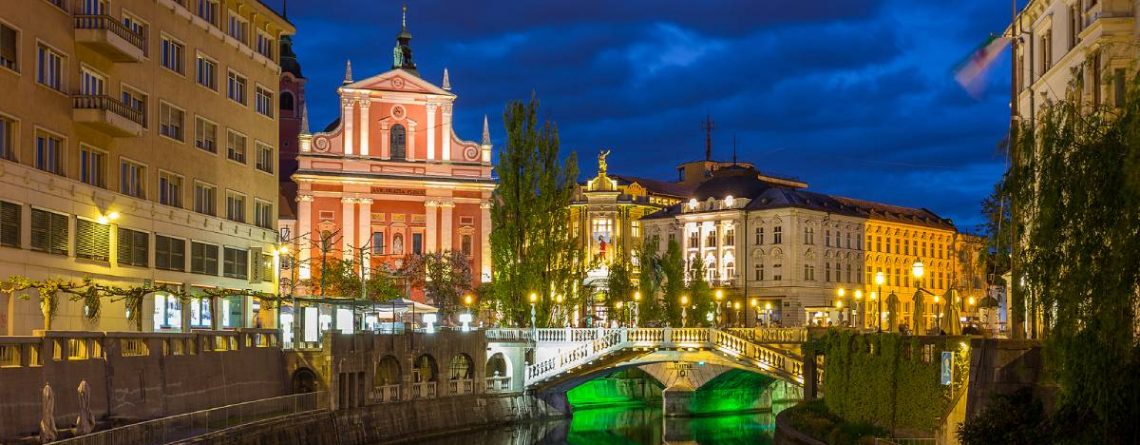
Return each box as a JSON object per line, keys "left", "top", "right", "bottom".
{"left": 288, "top": 14, "right": 493, "bottom": 298}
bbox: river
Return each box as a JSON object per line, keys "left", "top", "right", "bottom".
{"left": 412, "top": 405, "right": 775, "bottom": 445}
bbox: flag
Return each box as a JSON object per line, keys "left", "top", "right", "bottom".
{"left": 954, "top": 36, "right": 1010, "bottom": 98}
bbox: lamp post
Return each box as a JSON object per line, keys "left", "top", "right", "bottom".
{"left": 853, "top": 290, "right": 864, "bottom": 329}
{"left": 680, "top": 295, "right": 690, "bottom": 328}
{"left": 875, "top": 271, "right": 886, "bottom": 332}
{"left": 615, "top": 300, "right": 625, "bottom": 328}
{"left": 529, "top": 292, "right": 538, "bottom": 330}
{"left": 461, "top": 293, "right": 475, "bottom": 332}
{"left": 912, "top": 259, "right": 926, "bottom": 333}
{"left": 555, "top": 294, "right": 565, "bottom": 327}
{"left": 733, "top": 301, "right": 742, "bottom": 328}
{"left": 715, "top": 289, "right": 724, "bottom": 328}
{"left": 749, "top": 298, "right": 758, "bottom": 328}
{"left": 836, "top": 288, "right": 847, "bottom": 326}
{"left": 933, "top": 295, "right": 942, "bottom": 334}
{"left": 764, "top": 302, "right": 773, "bottom": 327}
{"left": 633, "top": 291, "right": 641, "bottom": 328}
{"left": 834, "top": 298, "right": 844, "bottom": 327}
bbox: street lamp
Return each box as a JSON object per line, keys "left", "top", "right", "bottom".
{"left": 680, "top": 295, "right": 690, "bottom": 328}
{"left": 933, "top": 295, "right": 942, "bottom": 333}
{"left": 715, "top": 289, "right": 725, "bottom": 328}
{"left": 555, "top": 294, "right": 565, "bottom": 327}
{"left": 633, "top": 291, "right": 642, "bottom": 327}
{"left": 764, "top": 302, "right": 773, "bottom": 327}
{"left": 749, "top": 298, "right": 758, "bottom": 328}
{"left": 836, "top": 288, "right": 847, "bottom": 326}
{"left": 733, "top": 301, "right": 742, "bottom": 327}
{"left": 529, "top": 292, "right": 538, "bottom": 330}
{"left": 615, "top": 300, "right": 625, "bottom": 328}
{"left": 461, "top": 293, "right": 475, "bottom": 332}
{"left": 853, "top": 290, "right": 864, "bottom": 329}
{"left": 874, "top": 271, "right": 886, "bottom": 332}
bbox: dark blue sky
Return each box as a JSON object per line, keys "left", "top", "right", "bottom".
{"left": 277, "top": 0, "right": 1015, "bottom": 231}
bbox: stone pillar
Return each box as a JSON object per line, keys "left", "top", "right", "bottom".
{"left": 341, "top": 97, "right": 355, "bottom": 156}
{"left": 358, "top": 198, "right": 373, "bottom": 277}
{"left": 480, "top": 201, "right": 492, "bottom": 282}
{"left": 803, "top": 348, "right": 818, "bottom": 401}
{"left": 439, "top": 200, "right": 454, "bottom": 253}
{"left": 380, "top": 122, "right": 390, "bottom": 160}
{"left": 407, "top": 121, "right": 417, "bottom": 162}
{"left": 341, "top": 197, "right": 356, "bottom": 256}
{"left": 297, "top": 194, "right": 314, "bottom": 279}
{"left": 424, "top": 200, "right": 439, "bottom": 253}
{"left": 358, "top": 100, "right": 370, "bottom": 157}
{"left": 425, "top": 103, "right": 437, "bottom": 161}
{"left": 441, "top": 103, "right": 452, "bottom": 161}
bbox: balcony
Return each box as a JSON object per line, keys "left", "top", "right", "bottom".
{"left": 74, "top": 15, "right": 147, "bottom": 62}
{"left": 72, "top": 95, "right": 145, "bottom": 137}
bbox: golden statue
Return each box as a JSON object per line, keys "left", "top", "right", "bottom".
{"left": 598, "top": 149, "right": 611, "bottom": 176}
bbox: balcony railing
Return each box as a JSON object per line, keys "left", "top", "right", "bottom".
{"left": 74, "top": 15, "right": 147, "bottom": 53}
{"left": 73, "top": 94, "right": 146, "bottom": 129}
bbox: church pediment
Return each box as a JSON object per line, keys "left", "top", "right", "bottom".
{"left": 343, "top": 69, "right": 455, "bottom": 97}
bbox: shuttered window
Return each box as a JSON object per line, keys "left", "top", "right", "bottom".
{"left": 116, "top": 227, "right": 148, "bottom": 267}
{"left": 191, "top": 241, "right": 219, "bottom": 275}
{"left": 0, "top": 201, "right": 20, "bottom": 248}
{"left": 222, "top": 247, "right": 248, "bottom": 279}
{"left": 75, "top": 219, "right": 110, "bottom": 261}
{"left": 261, "top": 254, "right": 273, "bottom": 283}
{"left": 30, "top": 209, "right": 67, "bottom": 255}
{"left": 155, "top": 235, "right": 186, "bottom": 271}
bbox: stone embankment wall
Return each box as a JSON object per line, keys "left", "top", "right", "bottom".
{"left": 0, "top": 329, "right": 286, "bottom": 440}
{"left": 177, "top": 392, "right": 561, "bottom": 445}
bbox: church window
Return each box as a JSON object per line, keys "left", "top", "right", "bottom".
{"left": 390, "top": 124, "right": 407, "bottom": 160}
{"left": 280, "top": 91, "right": 294, "bottom": 115}
{"left": 412, "top": 233, "right": 423, "bottom": 255}
{"left": 372, "top": 232, "right": 385, "bottom": 255}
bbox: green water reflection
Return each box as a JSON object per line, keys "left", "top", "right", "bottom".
{"left": 414, "top": 405, "right": 774, "bottom": 445}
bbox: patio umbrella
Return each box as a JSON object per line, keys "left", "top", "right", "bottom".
{"left": 40, "top": 383, "right": 57, "bottom": 443}
{"left": 886, "top": 292, "right": 900, "bottom": 332}
{"left": 943, "top": 289, "right": 962, "bottom": 335}
{"left": 76, "top": 380, "right": 94, "bottom": 435}
{"left": 911, "top": 290, "right": 925, "bottom": 335}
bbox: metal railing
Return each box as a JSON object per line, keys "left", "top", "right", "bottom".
{"left": 72, "top": 95, "right": 146, "bottom": 127}
{"left": 73, "top": 15, "right": 147, "bottom": 51}
{"left": 726, "top": 327, "right": 809, "bottom": 343}
{"left": 52, "top": 392, "right": 325, "bottom": 445}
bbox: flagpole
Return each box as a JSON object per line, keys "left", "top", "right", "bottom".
{"left": 1008, "top": 0, "right": 1025, "bottom": 340}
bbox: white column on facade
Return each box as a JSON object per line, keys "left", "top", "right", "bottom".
{"left": 358, "top": 100, "right": 370, "bottom": 157}
{"left": 480, "top": 201, "right": 492, "bottom": 282}
{"left": 441, "top": 103, "right": 453, "bottom": 161}
{"left": 425, "top": 103, "right": 437, "bottom": 161}
{"left": 424, "top": 200, "right": 439, "bottom": 253}
{"left": 342, "top": 97, "right": 355, "bottom": 156}
{"left": 357, "top": 198, "right": 373, "bottom": 278}
{"left": 380, "top": 122, "right": 390, "bottom": 160}
{"left": 439, "top": 200, "right": 454, "bottom": 252}
{"left": 297, "top": 194, "right": 314, "bottom": 279}
{"left": 407, "top": 121, "right": 417, "bottom": 162}
{"left": 341, "top": 197, "right": 356, "bottom": 256}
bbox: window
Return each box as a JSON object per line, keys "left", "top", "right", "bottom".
{"left": 846, "top": 263, "right": 852, "bottom": 283}
{"left": 773, "top": 226, "right": 782, "bottom": 244}
{"left": 121, "top": 87, "right": 147, "bottom": 128}
{"left": 155, "top": 235, "right": 185, "bottom": 271}
{"left": 80, "top": 146, "right": 106, "bottom": 188}
{"left": 754, "top": 263, "right": 764, "bottom": 281}
{"left": 117, "top": 227, "right": 148, "bottom": 267}
{"left": 255, "top": 86, "right": 273, "bottom": 118}
{"left": 755, "top": 227, "right": 763, "bottom": 244}
{"left": 255, "top": 143, "right": 273, "bottom": 173}
{"left": 159, "top": 102, "right": 184, "bottom": 141}
{"left": 254, "top": 200, "right": 272, "bottom": 229}
{"left": 226, "top": 130, "right": 246, "bottom": 163}
{"left": 461, "top": 234, "right": 473, "bottom": 256}
{"left": 227, "top": 71, "right": 246, "bottom": 104}
{"left": 193, "top": 182, "right": 216, "bottom": 216}
{"left": 227, "top": 13, "right": 248, "bottom": 44}
{"left": 876, "top": 236, "right": 882, "bottom": 252}
{"left": 191, "top": 242, "right": 219, "bottom": 275}
{"left": 1069, "top": 5, "right": 1080, "bottom": 50}
{"left": 119, "top": 159, "right": 145, "bottom": 198}
{"left": 0, "top": 115, "right": 13, "bottom": 161}
{"left": 255, "top": 32, "right": 273, "bottom": 59}
{"left": 261, "top": 254, "right": 273, "bottom": 283}
{"left": 1114, "top": 68, "right": 1126, "bottom": 108}
{"left": 225, "top": 192, "right": 245, "bottom": 223}
{"left": 372, "top": 231, "right": 385, "bottom": 254}
{"left": 772, "top": 263, "right": 782, "bottom": 281}
{"left": 80, "top": 0, "right": 105, "bottom": 14}
{"left": 35, "top": 131, "right": 64, "bottom": 175}
{"left": 195, "top": 0, "right": 219, "bottom": 26}
{"left": 222, "top": 247, "right": 248, "bottom": 279}
{"left": 705, "top": 230, "right": 716, "bottom": 248}
{"left": 687, "top": 231, "right": 699, "bottom": 249}
{"left": 0, "top": 201, "right": 19, "bottom": 247}
{"left": 30, "top": 209, "right": 68, "bottom": 255}
{"left": 804, "top": 263, "right": 814, "bottom": 281}
{"left": 1040, "top": 29, "right": 1052, "bottom": 75}
{"left": 36, "top": 44, "right": 64, "bottom": 91}
{"left": 161, "top": 36, "right": 184, "bottom": 74}
{"left": 825, "top": 230, "right": 831, "bottom": 247}
{"left": 75, "top": 219, "right": 110, "bottom": 261}
{"left": 825, "top": 262, "right": 831, "bottom": 282}
{"left": 121, "top": 13, "right": 147, "bottom": 41}
{"left": 196, "top": 55, "right": 217, "bottom": 90}
{"left": 194, "top": 117, "right": 217, "bottom": 153}
{"left": 159, "top": 172, "right": 182, "bottom": 207}
{"left": 280, "top": 92, "right": 295, "bottom": 114}
{"left": 803, "top": 227, "right": 814, "bottom": 245}
{"left": 0, "top": 23, "right": 18, "bottom": 72}
{"left": 390, "top": 124, "right": 406, "bottom": 159}
{"left": 412, "top": 232, "right": 423, "bottom": 255}
{"left": 725, "top": 228, "right": 734, "bottom": 246}
{"left": 80, "top": 67, "right": 104, "bottom": 95}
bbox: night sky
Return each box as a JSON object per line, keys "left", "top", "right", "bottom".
{"left": 277, "top": 0, "right": 1017, "bottom": 231}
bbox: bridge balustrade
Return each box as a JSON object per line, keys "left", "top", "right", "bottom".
{"left": 448, "top": 378, "right": 474, "bottom": 395}
{"left": 374, "top": 384, "right": 401, "bottom": 403}
{"left": 411, "top": 382, "right": 437, "bottom": 399}
{"left": 484, "top": 376, "right": 511, "bottom": 392}
{"left": 726, "top": 327, "right": 809, "bottom": 343}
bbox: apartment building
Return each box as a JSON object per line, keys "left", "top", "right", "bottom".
{"left": 0, "top": 0, "right": 294, "bottom": 334}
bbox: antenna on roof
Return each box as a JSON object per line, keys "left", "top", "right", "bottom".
{"left": 702, "top": 114, "right": 715, "bottom": 161}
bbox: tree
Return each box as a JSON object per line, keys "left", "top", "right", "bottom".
{"left": 636, "top": 236, "right": 664, "bottom": 324}
{"left": 660, "top": 239, "right": 686, "bottom": 326}
{"left": 403, "top": 251, "right": 472, "bottom": 320}
{"left": 489, "top": 95, "right": 585, "bottom": 327}
{"left": 686, "top": 259, "right": 714, "bottom": 327}
{"left": 978, "top": 180, "right": 1012, "bottom": 285}
{"left": 606, "top": 259, "right": 634, "bottom": 324}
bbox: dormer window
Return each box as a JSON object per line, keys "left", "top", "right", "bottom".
{"left": 390, "top": 124, "right": 407, "bottom": 160}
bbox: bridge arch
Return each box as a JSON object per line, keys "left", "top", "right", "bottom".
{"left": 414, "top": 353, "right": 439, "bottom": 383}
{"left": 448, "top": 353, "right": 474, "bottom": 380}
{"left": 292, "top": 367, "right": 318, "bottom": 393}
{"left": 486, "top": 352, "right": 511, "bottom": 378}
{"left": 375, "top": 354, "right": 401, "bottom": 386}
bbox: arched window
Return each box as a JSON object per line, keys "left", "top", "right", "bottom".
{"left": 279, "top": 91, "right": 295, "bottom": 115}
{"left": 390, "top": 124, "right": 407, "bottom": 159}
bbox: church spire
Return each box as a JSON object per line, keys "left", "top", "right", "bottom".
{"left": 300, "top": 103, "right": 310, "bottom": 134}
{"left": 343, "top": 59, "right": 353, "bottom": 84}
{"left": 442, "top": 68, "right": 451, "bottom": 90}
{"left": 391, "top": 4, "right": 419, "bottom": 76}
{"left": 482, "top": 115, "right": 491, "bottom": 146}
